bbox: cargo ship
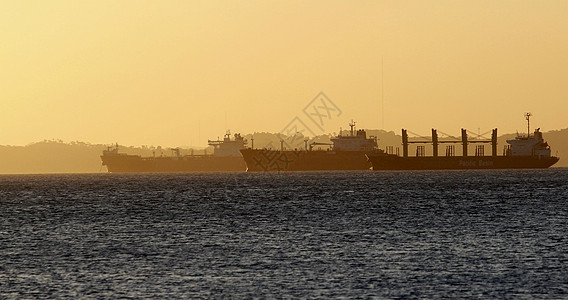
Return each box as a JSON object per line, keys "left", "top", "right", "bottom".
{"left": 101, "top": 132, "right": 247, "bottom": 172}
{"left": 367, "top": 113, "right": 559, "bottom": 170}
{"left": 240, "top": 121, "right": 383, "bottom": 171}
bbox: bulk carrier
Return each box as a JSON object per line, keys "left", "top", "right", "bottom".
{"left": 240, "top": 121, "right": 383, "bottom": 171}
{"left": 367, "top": 113, "right": 559, "bottom": 170}
{"left": 101, "top": 132, "right": 247, "bottom": 172}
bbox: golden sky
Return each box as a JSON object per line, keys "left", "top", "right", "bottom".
{"left": 1, "top": 0, "right": 567, "bottom": 147}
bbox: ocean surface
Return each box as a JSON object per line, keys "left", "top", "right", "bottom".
{"left": 1, "top": 169, "right": 567, "bottom": 298}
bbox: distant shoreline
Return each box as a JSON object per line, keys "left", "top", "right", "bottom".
{"left": 1, "top": 128, "right": 566, "bottom": 173}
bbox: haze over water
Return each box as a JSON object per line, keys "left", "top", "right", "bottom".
{"left": 2, "top": 170, "right": 567, "bottom": 298}
{"left": 2, "top": 1, "right": 568, "bottom": 147}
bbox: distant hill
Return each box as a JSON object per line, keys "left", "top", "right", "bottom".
{"left": 0, "top": 129, "right": 565, "bottom": 174}
{"left": 0, "top": 141, "right": 104, "bottom": 174}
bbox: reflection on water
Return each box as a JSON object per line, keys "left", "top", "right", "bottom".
{"left": 1, "top": 170, "right": 567, "bottom": 298}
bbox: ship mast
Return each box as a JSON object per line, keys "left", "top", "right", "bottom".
{"left": 525, "top": 112, "right": 532, "bottom": 138}
{"left": 349, "top": 120, "right": 356, "bottom": 136}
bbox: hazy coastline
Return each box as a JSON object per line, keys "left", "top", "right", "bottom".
{"left": 2, "top": 128, "right": 566, "bottom": 174}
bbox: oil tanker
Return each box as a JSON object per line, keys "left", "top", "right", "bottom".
{"left": 101, "top": 132, "right": 247, "bottom": 172}
{"left": 367, "top": 114, "right": 559, "bottom": 170}
{"left": 240, "top": 121, "right": 383, "bottom": 171}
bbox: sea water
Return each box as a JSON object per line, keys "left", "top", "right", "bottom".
{"left": 1, "top": 170, "right": 567, "bottom": 298}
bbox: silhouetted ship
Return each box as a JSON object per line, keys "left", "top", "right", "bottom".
{"left": 367, "top": 114, "right": 559, "bottom": 170}
{"left": 101, "top": 132, "right": 247, "bottom": 173}
{"left": 240, "top": 121, "right": 382, "bottom": 171}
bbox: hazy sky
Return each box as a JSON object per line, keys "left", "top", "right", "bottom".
{"left": 1, "top": 0, "right": 567, "bottom": 147}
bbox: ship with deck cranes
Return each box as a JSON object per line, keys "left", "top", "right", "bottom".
{"left": 366, "top": 113, "right": 559, "bottom": 170}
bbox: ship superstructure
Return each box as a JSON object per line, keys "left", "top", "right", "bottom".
{"left": 208, "top": 132, "right": 246, "bottom": 157}
{"left": 330, "top": 124, "right": 378, "bottom": 152}
{"left": 101, "top": 131, "right": 247, "bottom": 173}
{"left": 240, "top": 121, "right": 382, "bottom": 171}
{"left": 367, "top": 113, "right": 559, "bottom": 170}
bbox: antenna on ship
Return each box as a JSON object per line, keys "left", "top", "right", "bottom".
{"left": 349, "top": 120, "right": 356, "bottom": 136}
{"left": 525, "top": 112, "right": 532, "bottom": 137}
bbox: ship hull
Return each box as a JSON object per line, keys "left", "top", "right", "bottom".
{"left": 101, "top": 155, "right": 246, "bottom": 173}
{"left": 367, "top": 154, "right": 559, "bottom": 170}
{"left": 240, "top": 149, "right": 373, "bottom": 171}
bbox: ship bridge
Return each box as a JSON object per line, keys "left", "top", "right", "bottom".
{"left": 330, "top": 121, "right": 377, "bottom": 152}
{"left": 208, "top": 131, "right": 247, "bottom": 157}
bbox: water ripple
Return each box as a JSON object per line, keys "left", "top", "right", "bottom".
{"left": 1, "top": 169, "right": 567, "bottom": 298}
